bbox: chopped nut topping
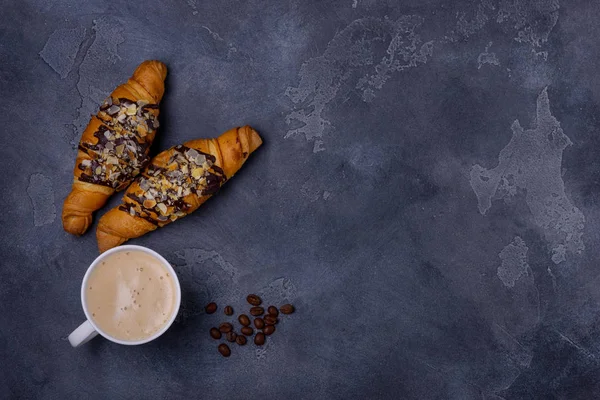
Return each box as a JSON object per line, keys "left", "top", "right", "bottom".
{"left": 143, "top": 199, "right": 156, "bottom": 208}
{"left": 125, "top": 104, "right": 137, "bottom": 116}
{"left": 120, "top": 145, "right": 226, "bottom": 226}
{"left": 156, "top": 203, "right": 168, "bottom": 215}
{"left": 78, "top": 97, "right": 160, "bottom": 189}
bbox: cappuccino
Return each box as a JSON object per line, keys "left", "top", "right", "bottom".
{"left": 85, "top": 250, "right": 177, "bottom": 341}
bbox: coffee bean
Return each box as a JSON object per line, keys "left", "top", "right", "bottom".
{"left": 254, "top": 332, "right": 265, "bottom": 346}
{"left": 218, "top": 343, "right": 231, "bottom": 357}
{"left": 241, "top": 326, "right": 254, "bottom": 336}
{"left": 246, "top": 294, "right": 262, "bottom": 306}
{"left": 226, "top": 331, "right": 237, "bottom": 343}
{"left": 238, "top": 314, "right": 250, "bottom": 326}
{"left": 280, "top": 304, "right": 295, "bottom": 314}
{"left": 264, "top": 315, "right": 278, "bottom": 325}
{"left": 236, "top": 335, "right": 247, "bottom": 346}
{"left": 250, "top": 307, "right": 264, "bottom": 316}
{"left": 209, "top": 327, "right": 221, "bottom": 339}
{"left": 267, "top": 306, "right": 279, "bottom": 317}
{"left": 254, "top": 318, "right": 265, "bottom": 329}
{"left": 224, "top": 305, "right": 233, "bottom": 316}
{"left": 219, "top": 322, "right": 233, "bottom": 333}
{"left": 205, "top": 302, "right": 217, "bottom": 314}
{"left": 263, "top": 325, "right": 275, "bottom": 336}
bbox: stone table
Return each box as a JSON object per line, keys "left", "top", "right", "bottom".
{"left": 2, "top": 0, "right": 600, "bottom": 398}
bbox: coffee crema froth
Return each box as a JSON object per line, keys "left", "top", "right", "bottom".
{"left": 86, "top": 250, "right": 177, "bottom": 341}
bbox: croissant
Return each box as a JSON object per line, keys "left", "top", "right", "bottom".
{"left": 96, "top": 126, "right": 263, "bottom": 252}
{"left": 62, "top": 60, "right": 168, "bottom": 235}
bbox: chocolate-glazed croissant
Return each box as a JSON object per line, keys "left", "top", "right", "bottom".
{"left": 62, "top": 60, "right": 167, "bottom": 235}
{"left": 96, "top": 126, "right": 262, "bottom": 252}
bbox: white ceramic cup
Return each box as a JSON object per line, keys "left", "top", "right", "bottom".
{"left": 68, "top": 245, "right": 181, "bottom": 347}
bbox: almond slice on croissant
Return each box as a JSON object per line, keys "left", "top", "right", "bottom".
{"left": 62, "top": 60, "right": 167, "bottom": 236}
{"left": 96, "top": 125, "right": 262, "bottom": 252}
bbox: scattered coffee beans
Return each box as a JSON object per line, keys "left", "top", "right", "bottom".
{"left": 238, "top": 314, "right": 250, "bottom": 326}
{"left": 250, "top": 307, "right": 264, "bottom": 316}
{"left": 254, "top": 318, "right": 265, "bottom": 329}
{"left": 206, "top": 295, "right": 295, "bottom": 355}
{"left": 254, "top": 332, "right": 265, "bottom": 346}
{"left": 218, "top": 343, "right": 231, "bottom": 357}
{"left": 226, "top": 331, "right": 237, "bottom": 343}
{"left": 263, "top": 325, "right": 275, "bottom": 336}
{"left": 205, "top": 302, "right": 217, "bottom": 314}
{"left": 247, "top": 294, "right": 262, "bottom": 306}
{"left": 219, "top": 322, "right": 233, "bottom": 333}
{"left": 241, "top": 326, "right": 254, "bottom": 336}
{"left": 236, "top": 335, "right": 247, "bottom": 346}
{"left": 280, "top": 304, "right": 295, "bottom": 314}
{"left": 210, "top": 327, "right": 221, "bottom": 339}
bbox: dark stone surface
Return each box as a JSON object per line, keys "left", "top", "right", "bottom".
{"left": 2, "top": 0, "right": 600, "bottom": 398}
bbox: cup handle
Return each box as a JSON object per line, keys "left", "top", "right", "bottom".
{"left": 68, "top": 320, "right": 98, "bottom": 347}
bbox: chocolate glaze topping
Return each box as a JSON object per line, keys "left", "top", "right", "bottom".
{"left": 120, "top": 145, "right": 226, "bottom": 226}
{"left": 77, "top": 97, "right": 159, "bottom": 190}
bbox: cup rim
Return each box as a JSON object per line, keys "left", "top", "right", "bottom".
{"left": 80, "top": 245, "right": 181, "bottom": 346}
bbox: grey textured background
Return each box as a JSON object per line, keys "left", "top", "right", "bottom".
{"left": 2, "top": 0, "right": 600, "bottom": 398}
